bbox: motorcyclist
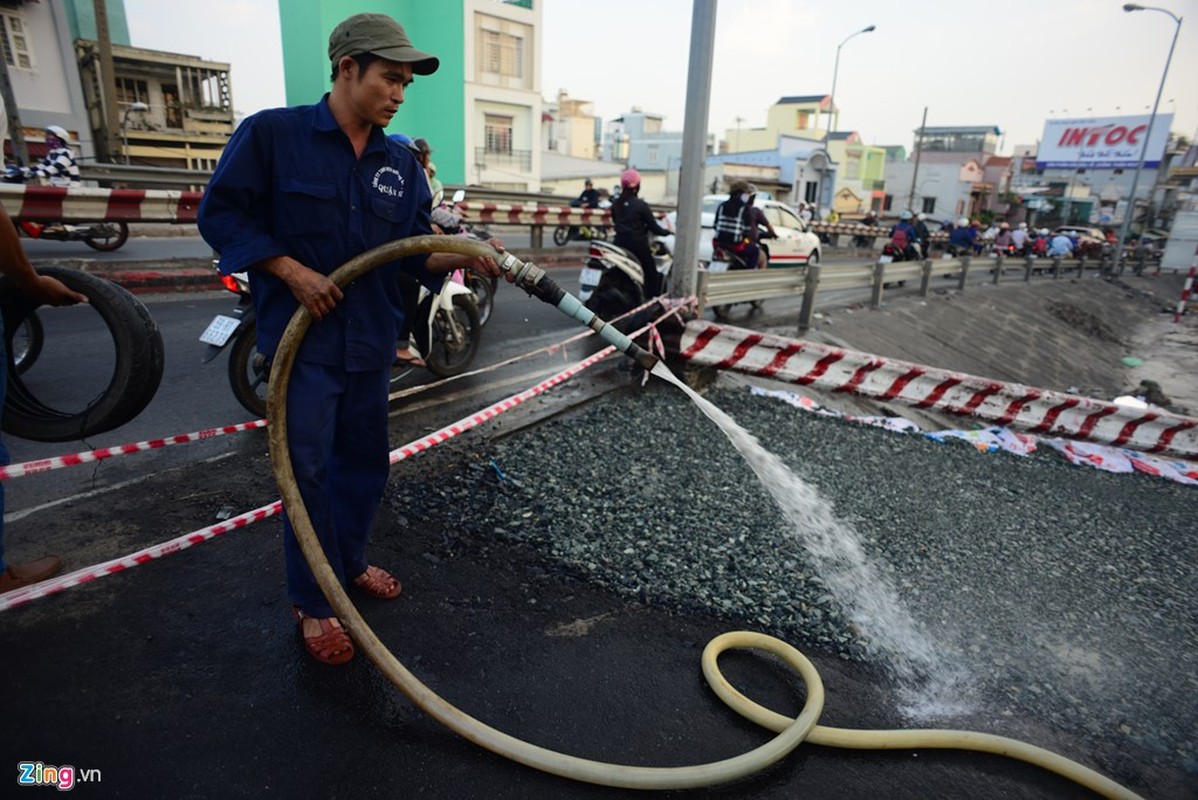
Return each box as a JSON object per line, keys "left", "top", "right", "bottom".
{"left": 712, "top": 180, "right": 762, "bottom": 270}
{"left": 569, "top": 178, "right": 601, "bottom": 240}
{"left": 948, "top": 216, "right": 976, "bottom": 256}
{"left": 15, "top": 126, "right": 81, "bottom": 187}
{"left": 889, "top": 211, "right": 919, "bottom": 260}
{"left": 994, "top": 222, "right": 1014, "bottom": 253}
{"left": 611, "top": 168, "right": 671, "bottom": 297}
{"left": 913, "top": 212, "right": 931, "bottom": 258}
{"left": 1011, "top": 222, "right": 1030, "bottom": 254}
{"left": 854, "top": 208, "right": 880, "bottom": 247}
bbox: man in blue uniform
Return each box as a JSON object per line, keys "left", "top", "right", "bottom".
{"left": 198, "top": 12, "right": 502, "bottom": 665}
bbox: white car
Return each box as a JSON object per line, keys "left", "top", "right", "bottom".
{"left": 664, "top": 195, "right": 822, "bottom": 268}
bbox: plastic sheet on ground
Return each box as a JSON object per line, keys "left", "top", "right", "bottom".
{"left": 748, "top": 385, "right": 1198, "bottom": 487}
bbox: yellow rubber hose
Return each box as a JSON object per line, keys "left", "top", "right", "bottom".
{"left": 266, "top": 236, "right": 1142, "bottom": 797}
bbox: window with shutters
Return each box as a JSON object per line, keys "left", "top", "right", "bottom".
{"left": 0, "top": 11, "right": 34, "bottom": 70}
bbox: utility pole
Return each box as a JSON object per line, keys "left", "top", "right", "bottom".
{"left": 0, "top": 54, "right": 28, "bottom": 165}
{"left": 93, "top": 0, "right": 121, "bottom": 162}
{"left": 670, "top": 0, "right": 717, "bottom": 299}
{"left": 907, "top": 106, "right": 927, "bottom": 213}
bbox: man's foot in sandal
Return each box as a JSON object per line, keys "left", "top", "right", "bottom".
{"left": 293, "top": 608, "right": 354, "bottom": 665}
{"left": 353, "top": 565, "right": 402, "bottom": 600}
{"left": 393, "top": 347, "right": 425, "bottom": 368}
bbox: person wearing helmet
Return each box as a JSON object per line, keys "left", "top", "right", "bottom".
{"left": 713, "top": 180, "right": 759, "bottom": 269}
{"left": 994, "top": 221, "right": 1014, "bottom": 253}
{"left": 912, "top": 212, "right": 931, "bottom": 257}
{"left": 611, "top": 167, "right": 671, "bottom": 297}
{"left": 18, "top": 125, "right": 81, "bottom": 187}
{"left": 1010, "top": 220, "right": 1030, "bottom": 253}
{"left": 890, "top": 211, "right": 918, "bottom": 259}
{"left": 948, "top": 215, "right": 977, "bottom": 256}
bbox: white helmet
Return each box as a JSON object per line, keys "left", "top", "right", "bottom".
{"left": 1039, "top": 228, "right": 1049, "bottom": 236}
{"left": 1018, "top": 222, "right": 1028, "bottom": 229}
{"left": 917, "top": 212, "right": 927, "bottom": 221}
{"left": 44, "top": 125, "right": 69, "bottom": 142}
{"left": 958, "top": 217, "right": 969, "bottom": 227}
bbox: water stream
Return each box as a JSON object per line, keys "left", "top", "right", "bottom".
{"left": 651, "top": 362, "right": 966, "bottom": 717}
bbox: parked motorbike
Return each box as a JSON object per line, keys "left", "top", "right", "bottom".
{"left": 432, "top": 189, "right": 498, "bottom": 326}
{"left": 200, "top": 263, "right": 482, "bottom": 418}
{"left": 577, "top": 237, "right": 672, "bottom": 324}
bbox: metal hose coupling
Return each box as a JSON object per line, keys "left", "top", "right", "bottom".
{"left": 497, "top": 252, "right": 660, "bottom": 373}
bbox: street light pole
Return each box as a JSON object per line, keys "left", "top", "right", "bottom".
{"left": 827, "top": 24, "right": 875, "bottom": 135}
{"left": 821, "top": 24, "right": 875, "bottom": 218}
{"left": 1114, "top": 4, "right": 1182, "bottom": 274}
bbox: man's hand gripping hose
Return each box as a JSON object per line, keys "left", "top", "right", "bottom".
{"left": 264, "top": 234, "right": 1141, "bottom": 797}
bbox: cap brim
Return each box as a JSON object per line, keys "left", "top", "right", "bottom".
{"left": 373, "top": 45, "right": 439, "bottom": 75}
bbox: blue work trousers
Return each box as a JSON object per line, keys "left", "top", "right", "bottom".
{"left": 282, "top": 361, "right": 391, "bottom": 617}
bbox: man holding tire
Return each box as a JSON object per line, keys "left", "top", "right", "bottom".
{"left": 198, "top": 12, "right": 503, "bottom": 665}
{"left": 0, "top": 205, "right": 86, "bottom": 592}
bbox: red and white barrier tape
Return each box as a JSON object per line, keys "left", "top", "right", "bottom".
{"left": 1174, "top": 247, "right": 1197, "bottom": 323}
{"left": 0, "top": 501, "right": 283, "bottom": 610}
{"left": 0, "top": 419, "right": 268, "bottom": 481}
{"left": 0, "top": 303, "right": 689, "bottom": 611}
{"left": 678, "top": 320, "right": 1198, "bottom": 459}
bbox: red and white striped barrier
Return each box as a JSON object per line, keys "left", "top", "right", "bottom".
{"left": 454, "top": 201, "right": 613, "bottom": 227}
{"left": 1175, "top": 246, "right": 1197, "bottom": 324}
{"left": 677, "top": 320, "right": 1198, "bottom": 459}
{"left": 0, "top": 184, "right": 202, "bottom": 224}
{"left": 0, "top": 419, "right": 267, "bottom": 480}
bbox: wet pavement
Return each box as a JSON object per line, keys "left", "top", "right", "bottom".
{"left": 3, "top": 269, "right": 1196, "bottom": 798}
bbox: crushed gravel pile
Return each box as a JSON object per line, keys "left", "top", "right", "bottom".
{"left": 390, "top": 375, "right": 1197, "bottom": 780}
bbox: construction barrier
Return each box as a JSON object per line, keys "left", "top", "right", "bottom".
{"left": 0, "top": 184, "right": 201, "bottom": 223}
{"left": 675, "top": 320, "right": 1198, "bottom": 460}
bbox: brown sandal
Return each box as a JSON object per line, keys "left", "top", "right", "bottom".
{"left": 292, "top": 607, "right": 354, "bottom": 665}
{"left": 353, "top": 565, "right": 402, "bottom": 600}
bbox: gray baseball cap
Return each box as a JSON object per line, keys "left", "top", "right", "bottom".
{"left": 328, "top": 13, "right": 439, "bottom": 76}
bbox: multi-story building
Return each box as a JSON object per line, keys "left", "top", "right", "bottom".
{"left": 75, "top": 40, "right": 233, "bottom": 171}
{"left": 281, "top": 0, "right": 543, "bottom": 191}
{"left": 882, "top": 125, "right": 1009, "bottom": 221}
{"left": 2, "top": 0, "right": 235, "bottom": 177}
{"left": 719, "top": 95, "right": 887, "bottom": 215}
{"left": 543, "top": 89, "right": 599, "bottom": 159}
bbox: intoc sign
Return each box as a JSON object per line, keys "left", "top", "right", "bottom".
{"left": 1036, "top": 113, "right": 1173, "bottom": 170}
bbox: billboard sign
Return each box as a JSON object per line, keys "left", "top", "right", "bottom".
{"left": 1035, "top": 114, "right": 1173, "bottom": 169}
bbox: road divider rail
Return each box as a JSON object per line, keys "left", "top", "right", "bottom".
{"left": 676, "top": 320, "right": 1198, "bottom": 460}
{"left": 0, "top": 184, "right": 201, "bottom": 223}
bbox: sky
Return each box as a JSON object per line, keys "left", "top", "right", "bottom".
{"left": 123, "top": 0, "right": 1198, "bottom": 154}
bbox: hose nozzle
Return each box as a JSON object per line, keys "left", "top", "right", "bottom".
{"left": 497, "top": 252, "right": 660, "bottom": 373}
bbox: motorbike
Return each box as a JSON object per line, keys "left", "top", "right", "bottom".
{"left": 12, "top": 217, "right": 130, "bottom": 252}
{"left": 578, "top": 237, "right": 672, "bottom": 325}
{"left": 431, "top": 189, "right": 498, "bottom": 326}
{"left": 4, "top": 169, "right": 130, "bottom": 251}
{"left": 878, "top": 237, "right": 925, "bottom": 288}
{"left": 200, "top": 263, "right": 483, "bottom": 419}
{"left": 707, "top": 228, "right": 775, "bottom": 320}
{"left": 553, "top": 198, "right": 611, "bottom": 246}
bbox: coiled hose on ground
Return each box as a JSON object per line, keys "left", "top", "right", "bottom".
{"left": 266, "top": 235, "right": 1141, "bottom": 798}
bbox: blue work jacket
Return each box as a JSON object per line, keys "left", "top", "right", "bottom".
{"left": 198, "top": 95, "right": 435, "bottom": 369}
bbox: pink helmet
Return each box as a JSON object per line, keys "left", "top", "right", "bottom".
{"left": 620, "top": 168, "right": 641, "bottom": 189}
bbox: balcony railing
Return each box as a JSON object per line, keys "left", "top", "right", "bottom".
{"left": 474, "top": 148, "right": 531, "bottom": 171}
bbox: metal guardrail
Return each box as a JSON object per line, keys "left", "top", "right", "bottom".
{"left": 78, "top": 162, "right": 214, "bottom": 188}
{"left": 0, "top": 184, "right": 201, "bottom": 223}
{"left": 699, "top": 252, "right": 1135, "bottom": 332}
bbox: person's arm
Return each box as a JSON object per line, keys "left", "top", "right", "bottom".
{"left": 639, "top": 200, "right": 671, "bottom": 237}
{"left": 197, "top": 115, "right": 344, "bottom": 321}
{"left": 0, "top": 205, "right": 86, "bottom": 306}
{"left": 27, "top": 152, "right": 74, "bottom": 183}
